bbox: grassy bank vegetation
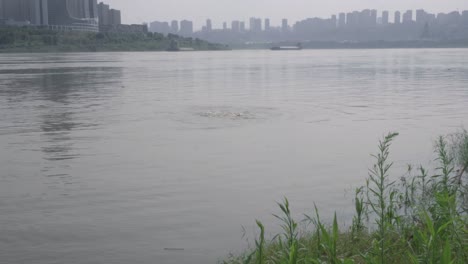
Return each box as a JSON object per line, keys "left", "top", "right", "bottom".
{"left": 223, "top": 130, "right": 468, "bottom": 264}
{"left": 0, "top": 26, "right": 227, "bottom": 52}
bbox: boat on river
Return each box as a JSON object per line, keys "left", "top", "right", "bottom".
{"left": 270, "top": 43, "right": 302, "bottom": 50}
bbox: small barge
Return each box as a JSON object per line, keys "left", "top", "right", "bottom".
{"left": 270, "top": 44, "right": 302, "bottom": 50}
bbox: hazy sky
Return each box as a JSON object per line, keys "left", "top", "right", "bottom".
{"left": 105, "top": 0, "right": 468, "bottom": 29}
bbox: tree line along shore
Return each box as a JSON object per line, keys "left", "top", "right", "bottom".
{"left": 0, "top": 26, "right": 228, "bottom": 53}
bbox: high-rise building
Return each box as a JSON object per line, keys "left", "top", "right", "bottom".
{"left": 382, "top": 11, "right": 389, "bottom": 25}
{"left": 416, "top": 9, "right": 427, "bottom": 24}
{"left": 249, "top": 17, "right": 255, "bottom": 32}
{"left": 0, "top": 0, "right": 102, "bottom": 32}
{"left": 256, "top": 18, "right": 262, "bottom": 32}
{"left": 179, "top": 20, "right": 193, "bottom": 36}
{"left": 206, "top": 19, "right": 212, "bottom": 32}
{"left": 394, "top": 11, "right": 401, "bottom": 24}
{"left": 240, "top": 21, "right": 245, "bottom": 32}
{"left": 171, "top": 20, "right": 178, "bottom": 33}
{"left": 97, "top": 2, "right": 110, "bottom": 25}
{"left": 231, "top": 20, "right": 240, "bottom": 32}
{"left": 223, "top": 21, "right": 227, "bottom": 30}
{"left": 249, "top": 17, "right": 261, "bottom": 32}
{"left": 89, "top": 0, "right": 98, "bottom": 21}
{"left": 264, "top": 18, "right": 270, "bottom": 31}
{"left": 359, "top": 9, "right": 371, "bottom": 26}
{"left": 0, "top": 0, "right": 49, "bottom": 25}
{"left": 346, "top": 12, "right": 359, "bottom": 27}
{"left": 331, "top": 15, "right": 337, "bottom": 27}
{"left": 346, "top": 12, "right": 353, "bottom": 26}
{"left": 403, "top": 10, "right": 413, "bottom": 24}
{"left": 462, "top": 11, "right": 468, "bottom": 25}
{"left": 47, "top": 0, "right": 98, "bottom": 31}
{"left": 281, "top": 18, "right": 288, "bottom": 32}
{"left": 109, "top": 9, "right": 120, "bottom": 25}
{"left": 97, "top": 1, "right": 119, "bottom": 28}
{"left": 338, "top": 13, "right": 346, "bottom": 27}
{"left": 149, "top": 21, "right": 169, "bottom": 34}
{"left": 370, "top": 9, "right": 377, "bottom": 25}
{"left": 352, "top": 11, "right": 360, "bottom": 26}
{"left": 438, "top": 11, "right": 461, "bottom": 25}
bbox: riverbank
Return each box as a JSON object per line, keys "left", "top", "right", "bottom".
{"left": 227, "top": 39, "right": 468, "bottom": 50}
{"left": 0, "top": 27, "right": 228, "bottom": 53}
{"left": 223, "top": 131, "right": 468, "bottom": 264}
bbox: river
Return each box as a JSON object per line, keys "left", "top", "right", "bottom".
{"left": 0, "top": 49, "right": 467, "bottom": 263}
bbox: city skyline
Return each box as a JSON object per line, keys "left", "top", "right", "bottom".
{"left": 105, "top": 0, "right": 468, "bottom": 28}
{"left": 0, "top": 1, "right": 149, "bottom": 34}
{"left": 148, "top": 8, "right": 468, "bottom": 45}
{"left": 148, "top": 9, "right": 468, "bottom": 34}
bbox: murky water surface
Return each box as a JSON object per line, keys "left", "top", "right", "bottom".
{"left": 0, "top": 50, "right": 467, "bottom": 263}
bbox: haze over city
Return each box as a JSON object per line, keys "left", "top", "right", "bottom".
{"left": 106, "top": 0, "right": 468, "bottom": 28}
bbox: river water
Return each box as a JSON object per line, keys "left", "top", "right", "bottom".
{"left": 0, "top": 49, "right": 467, "bottom": 264}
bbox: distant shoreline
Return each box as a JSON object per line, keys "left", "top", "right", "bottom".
{"left": 1, "top": 25, "right": 467, "bottom": 53}
{"left": 229, "top": 39, "right": 468, "bottom": 50}
{"left": 0, "top": 26, "right": 228, "bottom": 53}
{"left": 2, "top": 44, "right": 467, "bottom": 53}
{"left": 0, "top": 46, "right": 230, "bottom": 53}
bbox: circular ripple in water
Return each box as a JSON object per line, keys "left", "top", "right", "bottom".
{"left": 172, "top": 105, "right": 280, "bottom": 129}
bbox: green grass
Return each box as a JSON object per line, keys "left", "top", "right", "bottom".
{"left": 221, "top": 130, "right": 468, "bottom": 264}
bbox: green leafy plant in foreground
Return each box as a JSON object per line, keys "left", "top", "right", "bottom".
{"left": 364, "top": 132, "right": 399, "bottom": 264}
{"left": 222, "top": 130, "right": 468, "bottom": 264}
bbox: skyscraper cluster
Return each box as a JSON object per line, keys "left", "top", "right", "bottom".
{"left": 0, "top": 0, "right": 49, "bottom": 25}
{"left": 179, "top": 9, "right": 468, "bottom": 44}
{"left": 149, "top": 20, "right": 192, "bottom": 36}
{"left": 249, "top": 17, "right": 262, "bottom": 33}
{"left": 0, "top": 0, "right": 100, "bottom": 32}
{"left": 152, "top": 8, "right": 467, "bottom": 37}
{"left": 0, "top": 0, "right": 128, "bottom": 32}
{"left": 97, "top": 1, "right": 121, "bottom": 27}
{"left": 150, "top": 16, "right": 289, "bottom": 37}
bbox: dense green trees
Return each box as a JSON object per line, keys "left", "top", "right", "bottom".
{"left": 0, "top": 26, "right": 226, "bottom": 52}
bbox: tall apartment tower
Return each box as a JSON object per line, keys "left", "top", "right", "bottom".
{"left": 382, "top": 11, "right": 389, "bottom": 25}
{"left": 0, "top": 0, "right": 49, "bottom": 25}
{"left": 331, "top": 15, "right": 337, "bottom": 27}
{"left": 403, "top": 10, "right": 413, "bottom": 24}
{"left": 171, "top": 20, "right": 178, "bottom": 33}
{"left": 0, "top": 0, "right": 99, "bottom": 31}
{"left": 109, "top": 9, "right": 120, "bottom": 25}
{"left": 281, "top": 18, "right": 288, "bottom": 32}
{"left": 264, "top": 18, "right": 270, "bottom": 31}
{"left": 249, "top": 17, "right": 255, "bottom": 31}
{"left": 249, "top": 17, "right": 261, "bottom": 32}
{"left": 206, "top": 19, "right": 212, "bottom": 32}
{"left": 239, "top": 21, "right": 245, "bottom": 32}
{"left": 255, "top": 18, "right": 262, "bottom": 32}
{"left": 179, "top": 20, "right": 193, "bottom": 36}
{"left": 338, "top": 13, "right": 346, "bottom": 27}
{"left": 416, "top": 9, "right": 429, "bottom": 24}
{"left": 231, "top": 20, "right": 240, "bottom": 32}
{"left": 359, "top": 9, "right": 371, "bottom": 26}
{"left": 394, "top": 11, "right": 401, "bottom": 24}
{"left": 463, "top": 11, "right": 468, "bottom": 25}
{"left": 97, "top": 2, "right": 110, "bottom": 25}
{"left": 370, "top": 9, "right": 377, "bottom": 25}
